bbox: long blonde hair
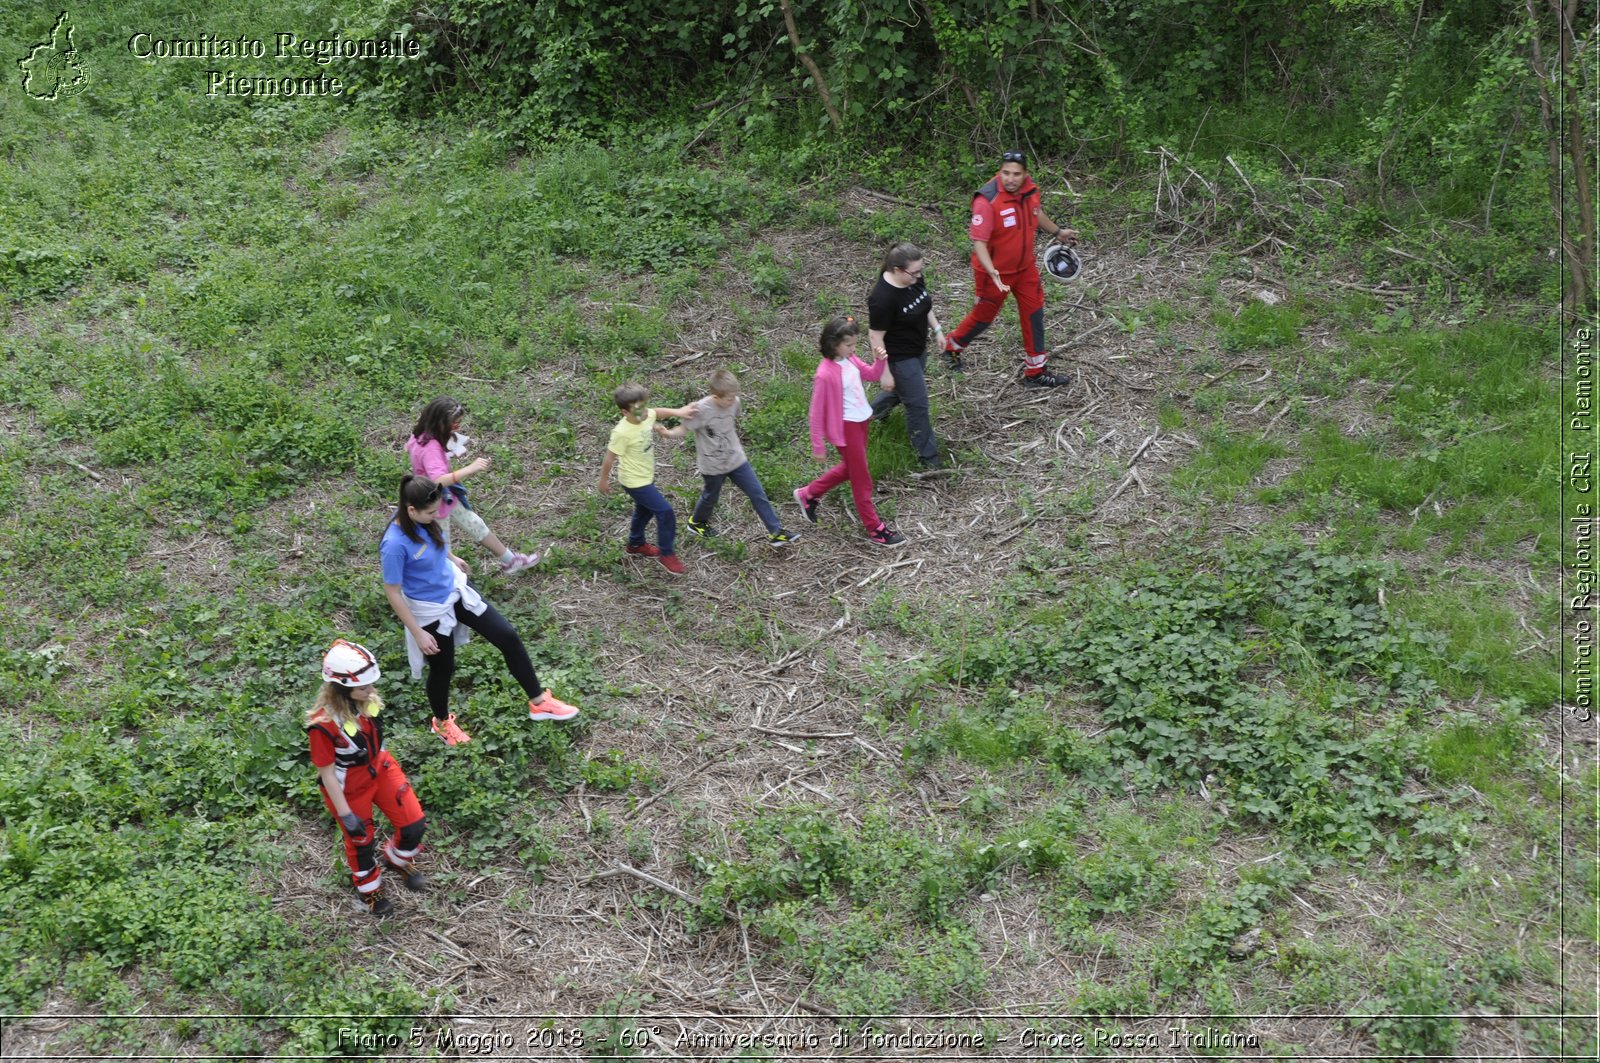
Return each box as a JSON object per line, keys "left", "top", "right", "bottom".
{"left": 306, "top": 682, "right": 380, "bottom": 730}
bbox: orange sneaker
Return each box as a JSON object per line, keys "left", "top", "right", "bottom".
{"left": 430, "top": 713, "right": 472, "bottom": 745}
{"left": 528, "top": 690, "right": 580, "bottom": 721}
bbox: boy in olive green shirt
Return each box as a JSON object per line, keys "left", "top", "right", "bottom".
{"left": 598, "top": 382, "right": 694, "bottom": 575}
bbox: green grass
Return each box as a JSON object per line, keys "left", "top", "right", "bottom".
{"left": 1214, "top": 300, "right": 1305, "bottom": 351}
{"left": 1392, "top": 582, "right": 1560, "bottom": 705}
{"left": 1424, "top": 718, "right": 1526, "bottom": 791}
{"left": 1255, "top": 318, "right": 1557, "bottom": 561}
{"left": 1170, "top": 426, "right": 1284, "bottom": 502}
{"left": 0, "top": 0, "right": 1581, "bottom": 1054}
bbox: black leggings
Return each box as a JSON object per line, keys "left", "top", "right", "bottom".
{"left": 422, "top": 601, "right": 541, "bottom": 719}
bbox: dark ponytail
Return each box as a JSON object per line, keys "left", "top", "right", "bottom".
{"left": 393, "top": 475, "right": 445, "bottom": 547}
{"left": 880, "top": 241, "right": 923, "bottom": 275}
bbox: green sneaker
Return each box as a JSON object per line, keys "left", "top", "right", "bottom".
{"left": 684, "top": 518, "right": 716, "bottom": 539}
{"left": 768, "top": 529, "right": 802, "bottom": 548}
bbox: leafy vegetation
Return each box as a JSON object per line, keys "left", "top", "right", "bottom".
{"left": 0, "top": 0, "right": 1584, "bottom": 1056}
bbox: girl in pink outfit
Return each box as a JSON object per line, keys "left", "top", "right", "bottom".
{"left": 794, "top": 316, "right": 907, "bottom": 547}
{"left": 406, "top": 396, "right": 544, "bottom": 574}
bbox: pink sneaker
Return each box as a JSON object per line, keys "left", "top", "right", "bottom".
{"left": 528, "top": 691, "right": 579, "bottom": 721}
{"left": 657, "top": 554, "right": 686, "bottom": 575}
{"left": 500, "top": 546, "right": 548, "bottom": 574}
{"left": 625, "top": 543, "right": 661, "bottom": 558}
{"left": 430, "top": 713, "right": 472, "bottom": 745}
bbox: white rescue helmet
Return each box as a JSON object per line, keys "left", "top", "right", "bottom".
{"left": 322, "top": 639, "right": 381, "bottom": 687}
{"left": 1043, "top": 241, "right": 1082, "bottom": 283}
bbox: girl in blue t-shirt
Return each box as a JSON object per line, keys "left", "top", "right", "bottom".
{"left": 380, "top": 475, "right": 579, "bottom": 745}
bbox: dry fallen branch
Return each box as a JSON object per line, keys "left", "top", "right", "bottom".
{"left": 1093, "top": 470, "right": 1138, "bottom": 515}
{"left": 663, "top": 350, "right": 709, "bottom": 370}
{"left": 855, "top": 557, "right": 922, "bottom": 588}
{"left": 62, "top": 458, "right": 104, "bottom": 481}
{"left": 609, "top": 861, "right": 699, "bottom": 905}
{"left": 750, "top": 724, "right": 855, "bottom": 740}
{"left": 1202, "top": 362, "right": 1263, "bottom": 384}
{"left": 757, "top": 611, "right": 850, "bottom": 675}
{"left": 1259, "top": 401, "right": 1293, "bottom": 436}
{"left": 852, "top": 186, "right": 942, "bottom": 213}
{"left": 1126, "top": 429, "right": 1160, "bottom": 468}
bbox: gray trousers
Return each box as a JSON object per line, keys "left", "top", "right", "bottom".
{"left": 870, "top": 353, "right": 939, "bottom": 462}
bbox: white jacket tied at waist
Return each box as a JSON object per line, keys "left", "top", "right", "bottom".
{"left": 403, "top": 561, "right": 486, "bottom": 679}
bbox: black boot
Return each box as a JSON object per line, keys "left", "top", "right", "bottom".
{"left": 1020, "top": 371, "right": 1071, "bottom": 389}
{"left": 358, "top": 887, "right": 395, "bottom": 916}
{"left": 382, "top": 851, "right": 428, "bottom": 892}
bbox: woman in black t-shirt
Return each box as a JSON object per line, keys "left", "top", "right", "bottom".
{"left": 867, "top": 242, "right": 945, "bottom": 468}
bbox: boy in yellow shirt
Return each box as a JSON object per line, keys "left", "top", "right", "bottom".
{"left": 598, "top": 382, "right": 695, "bottom": 575}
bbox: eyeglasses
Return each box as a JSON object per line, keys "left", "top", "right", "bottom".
{"left": 1001, "top": 150, "right": 1026, "bottom": 164}
{"left": 418, "top": 488, "right": 441, "bottom": 505}
{"left": 902, "top": 267, "right": 924, "bottom": 278}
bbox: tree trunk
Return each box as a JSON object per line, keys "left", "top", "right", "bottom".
{"left": 1527, "top": 0, "right": 1596, "bottom": 322}
{"left": 1556, "top": 0, "right": 1596, "bottom": 317}
{"left": 778, "top": 0, "right": 844, "bottom": 130}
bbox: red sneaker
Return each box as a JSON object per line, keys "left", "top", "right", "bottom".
{"left": 657, "top": 554, "right": 686, "bottom": 575}
{"left": 529, "top": 690, "right": 580, "bottom": 721}
{"left": 625, "top": 544, "right": 662, "bottom": 558}
{"left": 430, "top": 713, "right": 472, "bottom": 745}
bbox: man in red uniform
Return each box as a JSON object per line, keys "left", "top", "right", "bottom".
{"left": 944, "top": 150, "right": 1078, "bottom": 388}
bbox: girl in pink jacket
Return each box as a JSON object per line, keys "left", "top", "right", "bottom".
{"left": 406, "top": 396, "right": 543, "bottom": 574}
{"left": 793, "top": 316, "right": 906, "bottom": 547}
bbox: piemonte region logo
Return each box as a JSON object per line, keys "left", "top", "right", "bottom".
{"left": 20, "top": 12, "right": 90, "bottom": 100}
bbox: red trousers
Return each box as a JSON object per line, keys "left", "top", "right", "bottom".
{"left": 320, "top": 751, "right": 425, "bottom": 893}
{"left": 802, "top": 418, "right": 880, "bottom": 530}
{"left": 948, "top": 262, "right": 1049, "bottom": 373}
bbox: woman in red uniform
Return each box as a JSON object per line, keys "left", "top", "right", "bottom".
{"left": 306, "top": 639, "right": 427, "bottom": 916}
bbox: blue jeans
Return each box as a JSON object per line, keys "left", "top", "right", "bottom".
{"left": 691, "top": 461, "right": 781, "bottom": 533}
{"left": 870, "top": 353, "right": 939, "bottom": 462}
{"left": 623, "top": 482, "right": 676, "bottom": 556}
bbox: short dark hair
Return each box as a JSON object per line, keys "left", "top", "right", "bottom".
{"left": 1001, "top": 149, "right": 1026, "bottom": 165}
{"left": 613, "top": 382, "right": 650, "bottom": 410}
